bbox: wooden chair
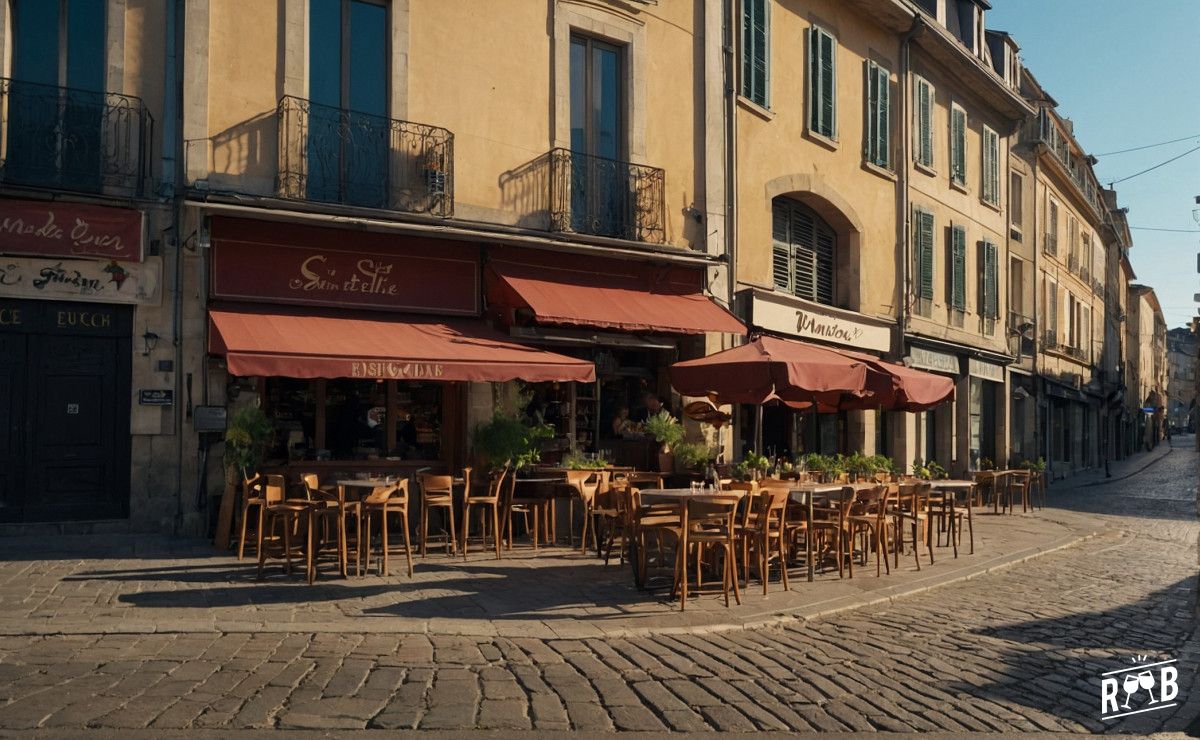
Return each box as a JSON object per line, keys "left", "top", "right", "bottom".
{"left": 360, "top": 480, "right": 413, "bottom": 577}
{"left": 632, "top": 490, "right": 682, "bottom": 589}
{"left": 593, "top": 479, "right": 632, "bottom": 565}
{"left": 298, "top": 474, "right": 348, "bottom": 582}
{"left": 676, "top": 494, "right": 742, "bottom": 610}
{"left": 742, "top": 487, "right": 790, "bottom": 595}
{"left": 461, "top": 466, "right": 507, "bottom": 559}
{"left": 419, "top": 470, "right": 462, "bottom": 557}
{"left": 255, "top": 475, "right": 307, "bottom": 580}
{"left": 1008, "top": 470, "right": 1032, "bottom": 513}
{"left": 784, "top": 488, "right": 817, "bottom": 583}
{"left": 847, "top": 485, "right": 893, "bottom": 577}
{"left": 502, "top": 473, "right": 542, "bottom": 551}
{"left": 236, "top": 474, "right": 265, "bottom": 560}
{"left": 893, "top": 482, "right": 934, "bottom": 570}
{"left": 565, "top": 470, "right": 603, "bottom": 555}
{"left": 1031, "top": 470, "right": 1047, "bottom": 509}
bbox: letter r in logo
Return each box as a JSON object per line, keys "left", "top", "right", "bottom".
{"left": 1100, "top": 678, "right": 1119, "bottom": 714}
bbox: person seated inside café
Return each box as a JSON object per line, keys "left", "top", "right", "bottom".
{"left": 611, "top": 406, "right": 632, "bottom": 437}
{"left": 633, "top": 392, "right": 665, "bottom": 423}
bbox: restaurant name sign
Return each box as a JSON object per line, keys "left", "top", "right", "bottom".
{"left": 743, "top": 288, "right": 892, "bottom": 352}
{"left": 350, "top": 361, "right": 446, "bottom": 380}
{"left": 0, "top": 199, "right": 144, "bottom": 262}
{"left": 908, "top": 346, "right": 960, "bottom": 375}
{"left": 967, "top": 358, "right": 1005, "bottom": 383}
{"left": 0, "top": 255, "right": 160, "bottom": 305}
{"left": 211, "top": 228, "right": 479, "bottom": 316}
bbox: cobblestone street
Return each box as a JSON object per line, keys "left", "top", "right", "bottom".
{"left": 0, "top": 442, "right": 1196, "bottom": 735}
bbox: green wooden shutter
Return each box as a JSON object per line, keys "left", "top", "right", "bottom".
{"left": 742, "top": 0, "right": 768, "bottom": 107}
{"left": 951, "top": 107, "right": 966, "bottom": 185}
{"left": 810, "top": 28, "right": 835, "bottom": 137}
{"left": 985, "top": 241, "right": 999, "bottom": 318}
{"left": 866, "top": 62, "right": 889, "bottom": 166}
{"left": 982, "top": 128, "right": 999, "bottom": 203}
{"left": 915, "top": 78, "right": 933, "bottom": 167}
{"left": 771, "top": 200, "right": 791, "bottom": 291}
{"left": 915, "top": 209, "right": 934, "bottom": 300}
{"left": 950, "top": 225, "right": 966, "bottom": 310}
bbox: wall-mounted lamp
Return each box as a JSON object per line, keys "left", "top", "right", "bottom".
{"left": 142, "top": 329, "right": 160, "bottom": 356}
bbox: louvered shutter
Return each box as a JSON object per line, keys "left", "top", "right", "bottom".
{"left": 742, "top": 0, "right": 768, "bottom": 107}
{"left": 771, "top": 201, "right": 791, "bottom": 291}
{"left": 791, "top": 206, "right": 818, "bottom": 301}
{"left": 876, "top": 64, "right": 890, "bottom": 165}
{"left": 815, "top": 222, "right": 835, "bottom": 305}
{"left": 915, "top": 78, "right": 933, "bottom": 167}
{"left": 916, "top": 209, "right": 934, "bottom": 300}
{"left": 809, "top": 28, "right": 836, "bottom": 137}
{"left": 1048, "top": 281, "right": 1058, "bottom": 336}
{"left": 982, "top": 128, "right": 999, "bottom": 204}
{"left": 980, "top": 241, "right": 998, "bottom": 319}
{"left": 950, "top": 226, "right": 966, "bottom": 310}
{"left": 951, "top": 108, "right": 966, "bottom": 185}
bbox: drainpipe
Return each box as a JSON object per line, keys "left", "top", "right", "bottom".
{"left": 1031, "top": 153, "right": 1042, "bottom": 468}
{"left": 898, "top": 17, "right": 924, "bottom": 345}
{"left": 169, "top": 0, "right": 187, "bottom": 534}
{"left": 723, "top": 0, "right": 737, "bottom": 320}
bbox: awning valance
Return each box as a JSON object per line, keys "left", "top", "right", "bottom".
{"left": 487, "top": 260, "right": 745, "bottom": 335}
{"left": 209, "top": 308, "right": 595, "bottom": 383}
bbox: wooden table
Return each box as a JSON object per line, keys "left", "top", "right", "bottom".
{"left": 638, "top": 488, "right": 745, "bottom": 505}
{"left": 929, "top": 479, "right": 976, "bottom": 555}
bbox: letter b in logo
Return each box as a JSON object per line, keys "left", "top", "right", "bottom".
{"left": 1160, "top": 666, "right": 1178, "bottom": 703}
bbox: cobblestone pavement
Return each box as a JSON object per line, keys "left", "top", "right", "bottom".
{"left": 0, "top": 442, "right": 1195, "bottom": 734}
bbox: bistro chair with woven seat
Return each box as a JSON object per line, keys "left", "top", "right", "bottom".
{"left": 676, "top": 494, "right": 742, "bottom": 610}
{"left": 419, "top": 470, "right": 463, "bottom": 557}
{"left": 236, "top": 474, "right": 265, "bottom": 561}
{"left": 255, "top": 474, "right": 308, "bottom": 580}
{"left": 893, "top": 482, "right": 935, "bottom": 570}
{"left": 846, "top": 485, "right": 893, "bottom": 577}
{"left": 461, "top": 466, "right": 508, "bottom": 560}
{"left": 359, "top": 480, "right": 413, "bottom": 577}
{"left": 502, "top": 473, "right": 542, "bottom": 552}
{"left": 742, "top": 487, "right": 791, "bottom": 595}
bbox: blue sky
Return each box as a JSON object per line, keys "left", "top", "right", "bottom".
{"left": 986, "top": 0, "right": 1200, "bottom": 329}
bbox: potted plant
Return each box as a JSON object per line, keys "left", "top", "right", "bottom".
{"left": 927, "top": 460, "right": 949, "bottom": 480}
{"left": 562, "top": 447, "right": 609, "bottom": 470}
{"left": 216, "top": 405, "right": 274, "bottom": 549}
{"left": 642, "top": 411, "right": 685, "bottom": 473}
{"left": 844, "top": 452, "right": 874, "bottom": 482}
{"left": 673, "top": 441, "right": 716, "bottom": 473}
{"left": 870, "top": 455, "right": 897, "bottom": 481}
{"left": 912, "top": 457, "right": 932, "bottom": 481}
{"left": 471, "top": 412, "right": 556, "bottom": 473}
{"left": 740, "top": 451, "right": 770, "bottom": 480}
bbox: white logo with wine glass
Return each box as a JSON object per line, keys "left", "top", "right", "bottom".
{"left": 1100, "top": 656, "right": 1179, "bottom": 721}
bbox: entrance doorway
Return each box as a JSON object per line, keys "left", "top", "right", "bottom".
{"left": 0, "top": 299, "right": 131, "bottom": 522}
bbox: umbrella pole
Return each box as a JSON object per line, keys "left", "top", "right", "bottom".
{"left": 755, "top": 404, "right": 763, "bottom": 456}
{"left": 811, "top": 394, "right": 819, "bottom": 454}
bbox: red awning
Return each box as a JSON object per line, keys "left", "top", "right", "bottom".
{"left": 488, "top": 260, "right": 745, "bottom": 335}
{"left": 209, "top": 308, "right": 595, "bottom": 383}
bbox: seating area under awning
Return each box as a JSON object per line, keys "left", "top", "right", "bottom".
{"left": 208, "top": 307, "right": 596, "bottom": 383}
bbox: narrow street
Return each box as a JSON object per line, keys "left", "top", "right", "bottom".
{"left": 0, "top": 442, "right": 1196, "bottom": 735}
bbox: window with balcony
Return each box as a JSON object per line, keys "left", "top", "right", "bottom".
{"left": 913, "top": 76, "right": 935, "bottom": 169}
{"left": 772, "top": 198, "right": 835, "bottom": 306}
{"left": 808, "top": 26, "right": 837, "bottom": 139}
{"left": 981, "top": 125, "right": 1000, "bottom": 206}
{"left": 741, "top": 0, "right": 769, "bottom": 108}
{"left": 949, "top": 104, "right": 967, "bottom": 187}
{"left": 5, "top": 0, "right": 122, "bottom": 193}
{"left": 864, "top": 61, "right": 890, "bottom": 168}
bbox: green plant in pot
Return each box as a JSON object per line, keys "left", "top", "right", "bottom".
{"left": 739, "top": 451, "right": 770, "bottom": 480}
{"left": 224, "top": 405, "right": 274, "bottom": 483}
{"left": 642, "top": 411, "right": 684, "bottom": 472}
{"left": 471, "top": 412, "right": 556, "bottom": 473}
{"left": 562, "top": 447, "right": 609, "bottom": 470}
{"left": 844, "top": 452, "right": 874, "bottom": 481}
{"left": 912, "top": 457, "right": 932, "bottom": 480}
{"left": 674, "top": 441, "right": 715, "bottom": 473}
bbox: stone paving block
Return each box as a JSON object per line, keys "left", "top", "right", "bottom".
{"left": 562, "top": 700, "right": 614, "bottom": 731}
{"left": 476, "top": 698, "right": 531, "bottom": 729}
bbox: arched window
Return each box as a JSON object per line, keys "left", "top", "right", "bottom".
{"left": 772, "top": 198, "right": 835, "bottom": 305}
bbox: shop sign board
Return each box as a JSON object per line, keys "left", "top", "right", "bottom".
{"left": 908, "top": 346, "right": 960, "bottom": 375}
{"left": 968, "top": 358, "right": 1005, "bottom": 383}
{"left": 193, "top": 405, "right": 228, "bottom": 432}
{"left": 0, "top": 198, "right": 143, "bottom": 261}
{"left": 138, "top": 389, "right": 174, "bottom": 406}
{"left": 211, "top": 229, "right": 477, "bottom": 314}
{"left": 746, "top": 290, "right": 892, "bottom": 352}
{"left": 0, "top": 255, "right": 160, "bottom": 305}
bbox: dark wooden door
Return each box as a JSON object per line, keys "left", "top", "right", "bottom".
{"left": 0, "top": 333, "right": 27, "bottom": 521}
{"left": 24, "top": 332, "right": 131, "bottom": 521}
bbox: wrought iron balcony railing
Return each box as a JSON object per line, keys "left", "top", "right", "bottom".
{"left": 548, "top": 147, "right": 665, "bottom": 244}
{"left": 277, "top": 96, "right": 453, "bottom": 217}
{"left": 1007, "top": 311, "right": 1035, "bottom": 358}
{"left": 0, "top": 78, "right": 153, "bottom": 196}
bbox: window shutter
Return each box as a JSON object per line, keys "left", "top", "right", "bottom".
{"left": 877, "top": 65, "right": 889, "bottom": 165}
{"left": 916, "top": 209, "right": 934, "bottom": 300}
{"left": 820, "top": 31, "right": 835, "bottom": 137}
{"left": 810, "top": 28, "right": 835, "bottom": 137}
{"left": 771, "top": 201, "right": 792, "bottom": 291}
{"left": 982, "top": 241, "right": 998, "bottom": 319}
{"left": 815, "top": 222, "right": 835, "bottom": 305}
{"left": 951, "top": 108, "right": 966, "bottom": 184}
{"left": 742, "top": 0, "right": 768, "bottom": 107}
{"left": 791, "top": 206, "right": 818, "bottom": 301}
{"left": 1048, "top": 281, "right": 1058, "bottom": 335}
{"left": 915, "top": 79, "right": 933, "bottom": 167}
{"left": 951, "top": 226, "right": 966, "bottom": 310}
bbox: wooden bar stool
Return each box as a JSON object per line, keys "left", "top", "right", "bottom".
{"left": 255, "top": 475, "right": 308, "bottom": 580}
{"left": 360, "top": 480, "right": 414, "bottom": 577}
{"left": 236, "top": 474, "right": 265, "bottom": 560}
{"left": 419, "top": 471, "right": 463, "bottom": 557}
{"left": 462, "top": 466, "right": 508, "bottom": 560}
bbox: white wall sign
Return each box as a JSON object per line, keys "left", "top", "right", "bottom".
{"left": 0, "top": 256, "right": 160, "bottom": 306}
{"left": 909, "top": 346, "right": 960, "bottom": 375}
{"left": 746, "top": 290, "right": 892, "bottom": 352}
{"left": 968, "top": 358, "right": 1005, "bottom": 383}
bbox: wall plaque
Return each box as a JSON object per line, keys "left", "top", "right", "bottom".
{"left": 0, "top": 256, "right": 160, "bottom": 305}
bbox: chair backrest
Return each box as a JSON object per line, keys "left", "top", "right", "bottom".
{"left": 756, "top": 488, "right": 790, "bottom": 532}
{"left": 565, "top": 470, "right": 601, "bottom": 501}
{"left": 1010, "top": 469, "right": 1031, "bottom": 485}
{"left": 263, "top": 474, "right": 287, "bottom": 505}
{"left": 364, "top": 479, "right": 407, "bottom": 506}
{"left": 419, "top": 473, "right": 454, "bottom": 498}
{"left": 854, "top": 485, "right": 891, "bottom": 519}
{"left": 685, "top": 495, "right": 741, "bottom": 536}
{"left": 481, "top": 466, "right": 509, "bottom": 502}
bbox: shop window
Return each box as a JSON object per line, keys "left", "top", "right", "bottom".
{"left": 772, "top": 198, "right": 835, "bottom": 305}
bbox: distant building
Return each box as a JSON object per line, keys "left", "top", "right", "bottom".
{"left": 1166, "top": 327, "right": 1198, "bottom": 433}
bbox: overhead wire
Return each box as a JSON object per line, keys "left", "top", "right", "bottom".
{"left": 1106, "top": 144, "right": 1200, "bottom": 185}
{"left": 1095, "top": 133, "right": 1200, "bottom": 157}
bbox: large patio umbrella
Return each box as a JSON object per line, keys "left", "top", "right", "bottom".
{"left": 668, "top": 335, "right": 883, "bottom": 406}
{"left": 835, "top": 348, "right": 955, "bottom": 412}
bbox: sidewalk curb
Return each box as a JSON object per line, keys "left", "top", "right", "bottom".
{"left": 0, "top": 522, "right": 1110, "bottom": 640}
{"left": 1051, "top": 446, "right": 1174, "bottom": 493}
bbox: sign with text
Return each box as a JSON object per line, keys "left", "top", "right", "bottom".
{"left": 210, "top": 218, "right": 479, "bottom": 315}
{"left": 968, "top": 358, "right": 1005, "bottom": 383}
{"left": 0, "top": 199, "right": 144, "bottom": 262}
{"left": 743, "top": 288, "right": 892, "bottom": 352}
{"left": 139, "top": 389, "right": 175, "bottom": 406}
{"left": 0, "top": 256, "right": 160, "bottom": 305}
{"left": 908, "top": 346, "right": 961, "bottom": 375}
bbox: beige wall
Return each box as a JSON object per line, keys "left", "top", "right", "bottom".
{"left": 196, "top": 0, "right": 708, "bottom": 251}
{"left": 734, "top": 0, "right": 900, "bottom": 320}
{"left": 906, "top": 51, "right": 1010, "bottom": 356}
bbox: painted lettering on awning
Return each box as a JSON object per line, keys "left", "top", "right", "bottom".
{"left": 350, "top": 361, "right": 446, "bottom": 379}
